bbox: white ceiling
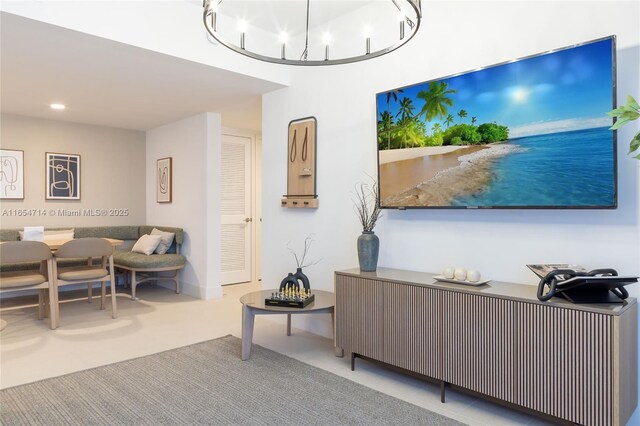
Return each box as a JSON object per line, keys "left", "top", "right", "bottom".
{"left": 0, "top": 12, "right": 286, "bottom": 131}
{"left": 201, "top": 0, "right": 372, "bottom": 35}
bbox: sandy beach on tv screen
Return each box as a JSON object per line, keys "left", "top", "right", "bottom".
{"left": 380, "top": 144, "right": 520, "bottom": 207}
{"left": 378, "top": 146, "right": 466, "bottom": 164}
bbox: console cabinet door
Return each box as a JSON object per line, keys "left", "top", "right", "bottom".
{"left": 384, "top": 284, "right": 441, "bottom": 379}
{"left": 442, "top": 291, "right": 516, "bottom": 403}
{"left": 514, "top": 303, "right": 613, "bottom": 425}
{"left": 335, "top": 275, "right": 385, "bottom": 360}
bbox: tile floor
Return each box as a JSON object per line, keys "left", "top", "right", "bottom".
{"left": 0, "top": 283, "right": 550, "bottom": 425}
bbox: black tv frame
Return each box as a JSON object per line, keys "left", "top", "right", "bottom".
{"left": 375, "top": 35, "right": 618, "bottom": 210}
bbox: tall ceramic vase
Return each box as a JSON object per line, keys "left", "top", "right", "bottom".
{"left": 357, "top": 231, "right": 379, "bottom": 272}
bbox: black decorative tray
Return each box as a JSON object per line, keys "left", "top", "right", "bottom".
{"left": 265, "top": 293, "right": 315, "bottom": 308}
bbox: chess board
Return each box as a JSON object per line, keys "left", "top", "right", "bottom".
{"left": 265, "top": 293, "right": 315, "bottom": 308}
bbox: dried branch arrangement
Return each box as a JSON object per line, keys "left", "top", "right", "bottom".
{"left": 353, "top": 177, "right": 381, "bottom": 232}
{"left": 287, "top": 235, "right": 321, "bottom": 269}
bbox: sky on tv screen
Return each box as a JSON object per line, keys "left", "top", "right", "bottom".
{"left": 377, "top": 38, "right": 613, "bottom": 138}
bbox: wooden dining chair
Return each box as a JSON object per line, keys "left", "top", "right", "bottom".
{"left": 53, "top": 238, "right": 117, "bottom": 322}
{"left": 0, "top": 241, "right": 58, "bottom": 329}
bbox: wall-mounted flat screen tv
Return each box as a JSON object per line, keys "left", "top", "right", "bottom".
{"left": 376, "top": 36, "right": 617, "bottom": 209}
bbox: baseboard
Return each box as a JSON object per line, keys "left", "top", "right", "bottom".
{"left": 157, "top": 281, "right": 223, "bottom": 300}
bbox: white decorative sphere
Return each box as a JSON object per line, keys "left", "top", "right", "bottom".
{"left": 443, "top": 267, "right": 455, "bottom": 279}
{"left": 454, "top": 268, "right": 467, "bottom": 281}
{"left": 467, "top": 270, "right": 481, "bottom": 282}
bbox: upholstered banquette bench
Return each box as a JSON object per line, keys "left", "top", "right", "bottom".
{"left": 0, "top": 226, "right": 186, "bottom": 300}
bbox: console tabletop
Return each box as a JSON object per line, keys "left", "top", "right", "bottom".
{"left": 336, "top": 267, "right": 635, "bottom": 316}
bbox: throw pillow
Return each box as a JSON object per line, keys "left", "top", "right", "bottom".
{"left": 151, "top": 228, "right": 175, "bottom": 255}
{"left": 20, "top": 228, "right": 74, "bottom": 241}
{"left": 131, "top": 234, "right": 163, "bottom": 256}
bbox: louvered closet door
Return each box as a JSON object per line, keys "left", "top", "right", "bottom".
{"left": 221, "top": 134, "right": 252, "bottom": 285}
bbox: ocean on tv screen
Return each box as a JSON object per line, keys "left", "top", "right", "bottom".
{"left": 450, "top": 127, "right": 614, "bottom": 207}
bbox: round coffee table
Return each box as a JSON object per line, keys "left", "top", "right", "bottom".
{"left": 239, "top": 289, "right": 335, "bottom": 360}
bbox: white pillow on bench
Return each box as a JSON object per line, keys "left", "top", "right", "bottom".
{"left": 151, "top": 228, "right": 175, "bottom": 255}
{"left": 19, "top": 228, "right": 74, "bottom": 241}
{"left": 131, "top": 234, "right": 163, "bottom": 256}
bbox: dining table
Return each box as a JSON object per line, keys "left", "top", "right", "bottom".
{"left": 42, "top": 238, "right": 124, "bottom": 251}
{"left": 0, "top": 238, "right": 124, "bottom": 251}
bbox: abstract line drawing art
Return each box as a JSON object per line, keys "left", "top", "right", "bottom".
{"left": 0, "top": 149, "right": 24, "bottom": 199}
{"left": 46, "top": 152, "right": 81, "bottom": 200}
{"left": 157, "top": 157, "right": 172, "bottom": 203}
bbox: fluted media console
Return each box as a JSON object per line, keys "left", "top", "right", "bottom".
{"left": 335, "top": 268, "right": 637, "bottom": 425}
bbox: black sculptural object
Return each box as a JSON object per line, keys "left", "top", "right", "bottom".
{"left": 279, "top": 268, "right": 310, "bottom": 291}
{"left": 279, "top": 273, "right": 298, "bottom": 291}
{"left": 294, "top": 268, "right": 310, "bottom": 290}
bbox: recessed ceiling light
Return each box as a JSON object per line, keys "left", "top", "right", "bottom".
{"left": 50, "top": 103, "right": 66, "bottom": 110}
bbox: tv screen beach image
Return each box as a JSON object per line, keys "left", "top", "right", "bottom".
{"left": 377, "top": 37, "right": 616, "bottom": 208}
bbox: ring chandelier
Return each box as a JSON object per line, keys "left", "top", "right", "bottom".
{"left": 203, "top": 0, "right": 422, "bottom": 66}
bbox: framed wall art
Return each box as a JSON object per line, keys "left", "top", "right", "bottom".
{"left": 157, "top": 157, "right": 172, "bottom": 203}
{"left": 0, "top": 149, "right": 24, "bottom": 200}
{"left": 46, "top": 152, "right": 80, "bottom": 200}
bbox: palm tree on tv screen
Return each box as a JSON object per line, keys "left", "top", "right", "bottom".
{"left": 396, "top": 97, "right": 415, "bottom": 123}
{"left": 445, "top": 114, "right": 454, "bottom": 128}
{"left": 378, "top": 111, "right": 394, "bottom": 149}
{"left": 458, "top": 109, "right": 468, "bottom": 122}
{"left": 471, "top": 116, "right": 477, "bottom": 125}
{"left": 416, "top": 81, "right": 456, "bottom": 122}
{"left": 385, "top": 88, "right": 404, "bottom": 149}
{"left": 395, "top": 120, "right": 423, "bottom": 148}
{"left": 432, "top": 123, "right": 442, "bottom": 134}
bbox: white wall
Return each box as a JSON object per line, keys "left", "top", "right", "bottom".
{"left": 146, "top": 113, "right": 222, "bottom": 299}
{"left": 0, "top": 113, "right": 146, "bottom": 228}
{"left": 262, "top": 1, "right": 640, "bottom": 336}
{"left": 0, "top": 1, "right": 289, "bottom": 87}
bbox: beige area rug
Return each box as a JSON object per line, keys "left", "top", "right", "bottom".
{"left": 0, "top": 335, "right": 464, "bottom": 425}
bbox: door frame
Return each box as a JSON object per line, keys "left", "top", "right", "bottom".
{"left": 253, "top": 136, "right": 262, "bottom": 283}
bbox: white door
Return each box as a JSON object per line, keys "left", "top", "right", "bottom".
{"left": 221, "top": 134, "right": 252, "bottom": 285}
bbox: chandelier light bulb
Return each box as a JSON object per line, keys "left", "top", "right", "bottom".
{"left": 363, "top": 25, "right": 372, "bottom": 37}
{"left": 280, "top": 32, "right": 288, "bottom": 59}
{"left": 50, "top": 103, "right": 66, "bottom": 110}
{"left": 237, "top": 19, "right": 248, "bottom": 32}
{"left": 397, "top": 11, "right": 405, "bottom": 22}
{"left": 322, "top": 32, "right": 332, "bottom": 46}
